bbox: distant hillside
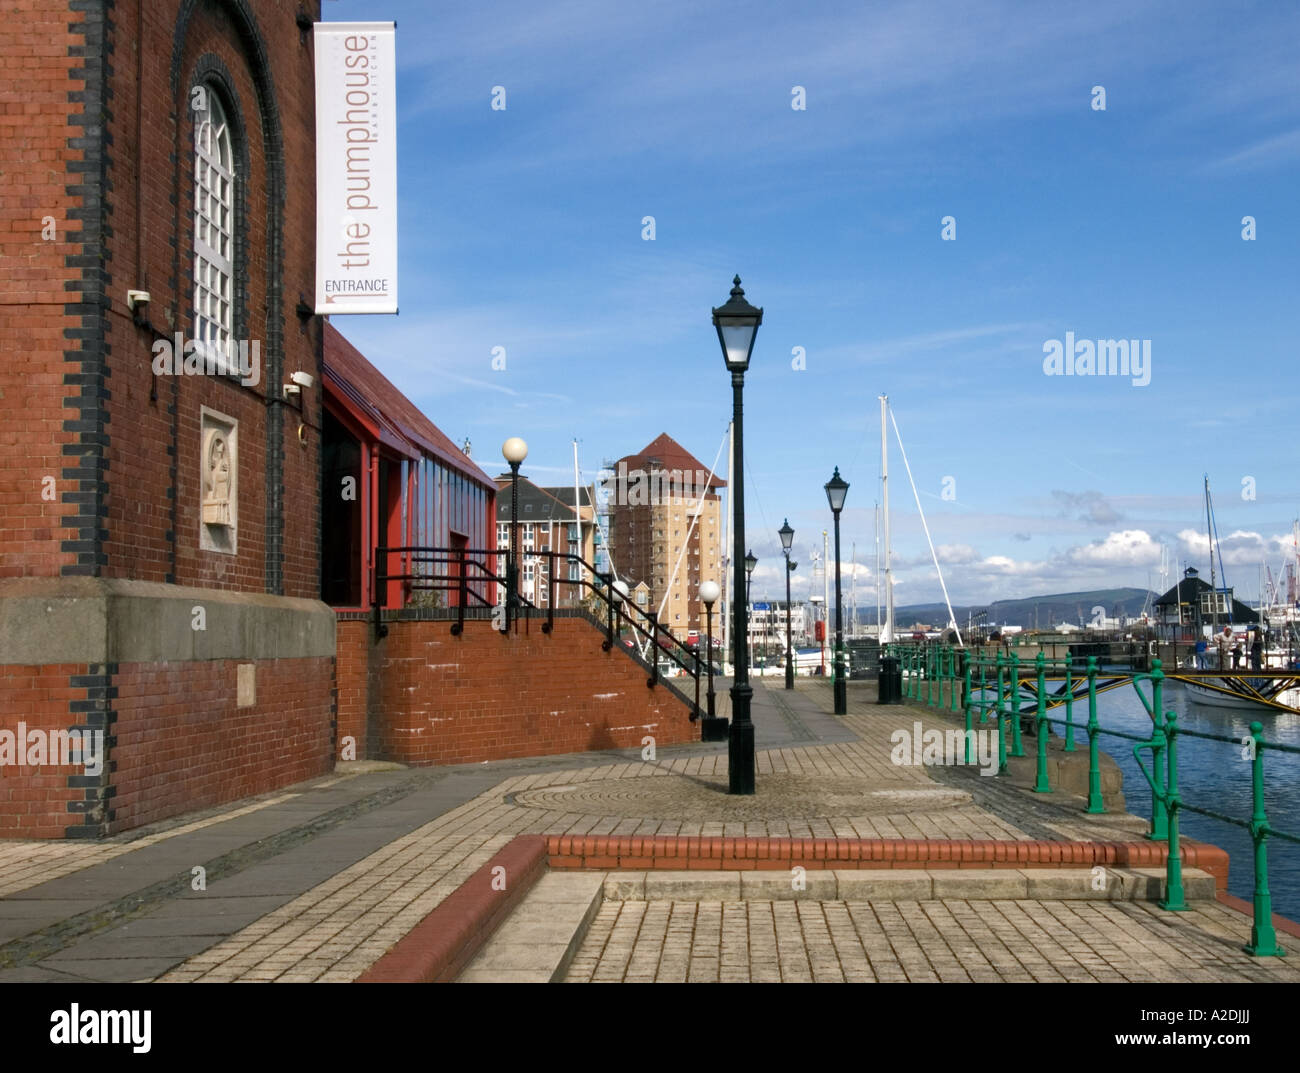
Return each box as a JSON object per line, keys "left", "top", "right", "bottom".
{"left": 856, "top": 587, "right": 1157, "bottom": 630}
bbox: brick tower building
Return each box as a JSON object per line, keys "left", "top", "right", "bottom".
{"left": 605, "top": 433, "right": 724, "bottom": 635}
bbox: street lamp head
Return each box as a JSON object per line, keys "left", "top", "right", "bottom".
{"left": 744, "top": 550, "right": 758, "bottom": 577}
{"left": 711, "top": 275, "right": 763, "bottom": 373}
{"left": 612, "top": 579, "right": 630, "bottom": 602}
{"left": 824, "top": 466, "right": 849, "bottom": 513}
{"left": 778, "top": 518, "right": 794, "bottom": 552}
{"left": 502, "top": 437, "right": 528, "bottom": 465}
{"left": 699, "top": 580, "right": 720, "bottom": 606}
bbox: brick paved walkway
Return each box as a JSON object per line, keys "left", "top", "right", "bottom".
{"left": 563, "top": 898, "right": 1297, "bottom": 983}
{"left": 0, "top": 680, "right": 1293, "bottom": 983}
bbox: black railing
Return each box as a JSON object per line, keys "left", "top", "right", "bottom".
{"left": 372, "top": 546, "right": 705, "bottom": 721}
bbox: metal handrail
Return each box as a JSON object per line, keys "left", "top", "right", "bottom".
{"left": 884, "top": 640, "right": 1296, "bottom": 955}
{"left": 371, "top": 546, "right": 704, "bottom": 720}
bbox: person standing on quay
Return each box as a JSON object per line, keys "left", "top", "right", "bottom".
{"left": 1215, "top": 625, "right": 1234, "bottom": 670}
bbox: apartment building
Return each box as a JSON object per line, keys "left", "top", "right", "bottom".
{"left": 493, "top": 476, "right": 596, "bottom": 606}
{"left": 605, "top": 433, "right": 725, "bottom": 635}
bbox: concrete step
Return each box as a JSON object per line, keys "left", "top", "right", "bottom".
{"left": 602, "top": 867, "right": 1216, "bottom": 903}
{"left": 456, "top": 871, "right": 604, "bottom": 983}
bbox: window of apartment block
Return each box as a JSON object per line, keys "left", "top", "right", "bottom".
{"left": 497, "top": 523, "right": 508, "bottom": 548}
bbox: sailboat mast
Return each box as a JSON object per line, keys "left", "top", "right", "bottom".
{"left": 572, "top": 440, "right": 584, "bottom": 593}
{"left": 722, "top": 420, "right": 733, "bottom": 670}
{"left": 879, "top": 394, "right": 893, "bottom": 644}
{"left": 1205, "top": 474, "right": 1218, "bottom": 634}
{"left": 874, "top": 502, "right": 881, "bottom": 637}
{"left": 850, "top": 542, "right": 857, "bottom": 640}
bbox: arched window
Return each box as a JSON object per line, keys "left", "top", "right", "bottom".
{"left": 193, "top": 87, "right": 235, "bottom": 371}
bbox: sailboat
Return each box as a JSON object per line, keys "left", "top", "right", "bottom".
{"left": 1179, "top": 477, "right": 1300, "bottom": 714}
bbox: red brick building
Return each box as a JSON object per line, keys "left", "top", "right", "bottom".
{"left": 0, "top": 4, "right": 697, "bottom": 837}
{"left": 0, "top": 1, "right": 334, "bottom": 838}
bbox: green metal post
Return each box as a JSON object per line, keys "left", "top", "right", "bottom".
{"left": 977, "top": 653, "right": 987, "bottom": 723}
{"left": 945, "top": 645, "right": 953, "bottom": 710}
{"left": 941, "top": 645, "right": 949, "bottom": 709}
{"left": 1063, "top": 656, "right": 1076, "bottom": 752}
{"left": 963, "top": 655, "right": 973, "bottom": 765}
{"left": 1159, "top": 710, "right": 1187, "bottom": 910}
{"left": 951, "top": 647, "right": 962, "bottom": 714}
{"left": 995, "top": 650, "right": 1008, "bottom": 775}
{"left": 1245, "top": 720, "right": 1285, "bottom": 956}
{"left": 925, "top": 646, "right": 933, "bottom": 707}
{"left": 1009, "top": 651, "right": 1024, "bottom": 757}
{"left": 1085, "top": 657, "right": 1104, "bottom": 814}
{"left": 1147, "top": 659, "right": 1168, "bottom": 842}
{"left": 932, "top": 646, "right": 939, "bottom": 707}
{"left": 935, "top": 645, "right": 946, "bottom": 712}
{"left": 1033, "top": 652, "right": 1050, "bottom": 792}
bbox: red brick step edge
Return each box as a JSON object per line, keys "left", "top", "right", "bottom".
{"left": 546, "top": 834, "right": 1230, "bottom": 890}
{"left": 357, "top": 834, "right": 547, "bottom": 983}
{"left": 354, "top": 834, "right": 1234, "bottom": 982}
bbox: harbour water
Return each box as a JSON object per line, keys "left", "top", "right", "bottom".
{"left": 1087, "top": 682, "right": 1300, "bottom": 921}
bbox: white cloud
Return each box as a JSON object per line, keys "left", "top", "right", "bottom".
{"left": 1177, "top": 527, "right": 1299, "bottom": 569}
{"left": 1068, "top": 530, "right": 1162, "bottom": 567}
{"left": 936, "top": 543, "right": 979, "bottom": 565}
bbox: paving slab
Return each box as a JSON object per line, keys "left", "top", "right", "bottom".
{"left": 603, "top": 873, "right": 646, "bottom": 900}
{"left": 931, "top": 871, "right": 1029, "bottom": 899}
{"left": 19, "top": 957, "right": 183, "bottom": 983}
{"left": 834, "top": 871, "right": 934, "bottom": 900}
{"left": 741, "top": 869, "right": 838, "bottom": 901}
{"left": 45, "top": 934, "right": 218, "bottom": 961}
{"left": 644, "top": 871, "right": 741, "bottom": 901}
{"left": 0, "top": 964, "right": 95, "bottom": 983}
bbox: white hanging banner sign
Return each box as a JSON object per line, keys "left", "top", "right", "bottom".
{"left": 314, "top": 22, "right": 398, "bottom": 314}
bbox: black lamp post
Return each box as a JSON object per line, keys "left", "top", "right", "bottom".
{"left": 825, "top": 467, "right": 849, "bottom": 714}
{"left": 699, "top": 579, "right": 725, "bottom": 740}
{"left": 502, "top": 437, "right": 528, "bottom": 632}
{"left": 744, "top": 550, "right": 757, "bottom": 676}
{"left": 714, "top": 276, "right": 762, "bottom": 795}
{"left": 779, "top": 519, "right": 795, "bottom": 690}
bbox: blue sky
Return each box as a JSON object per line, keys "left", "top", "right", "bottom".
{"left": 325, "top": 0, "right": 1300, "bottom": 610}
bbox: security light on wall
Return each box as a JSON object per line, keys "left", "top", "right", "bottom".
{"left": 289, "top": 371, "right": 314, "bottom": 389}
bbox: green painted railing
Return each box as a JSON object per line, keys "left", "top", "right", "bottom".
{"left": 882, "top": 641, "right": 1297, "bottom": 956}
